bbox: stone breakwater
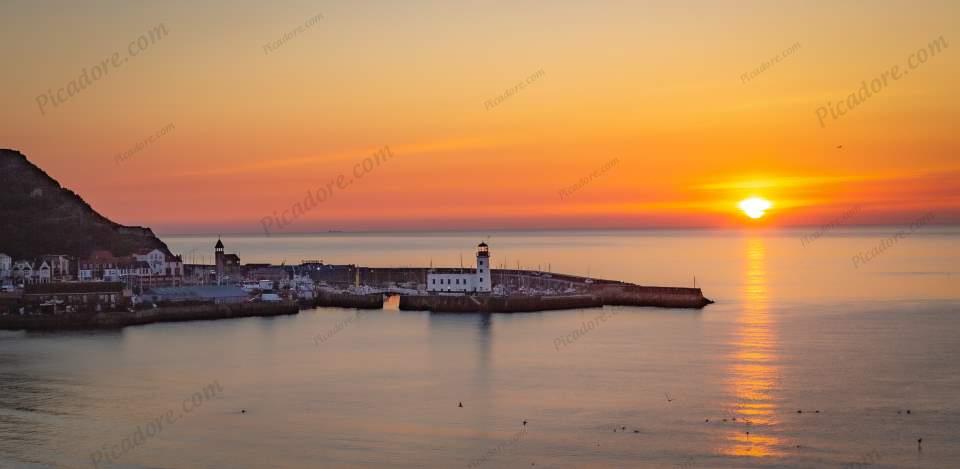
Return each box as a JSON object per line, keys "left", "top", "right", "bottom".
{"left": 397, "top": 285, "right": 712, "bottom": 314}
{"left": 310, "top": 267, "right": 713, "bottom": 309}
{"left": 592, "top": 285, "right": 713, "bottom": 309}
{"left": 400, "top": 294, "right": 603, "bottom": 313}
{"left": 315, "top": 291, "right": 384, "bottom": 309}
{"left": 0, "top": 302, "right": 299, "bottom": 331}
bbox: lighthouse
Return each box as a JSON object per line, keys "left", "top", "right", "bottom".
{"left": 476, "top": 242, "right": 491, "bottom": 292}
{"left": 425, "top": 241, "right": 493, "bottom": 293}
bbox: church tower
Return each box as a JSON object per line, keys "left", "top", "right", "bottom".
{"left": 476, "top": 242, "right": 491, "bottom": 293}
{"left": 215, "top": 237, "right": 224, "bottom": 285}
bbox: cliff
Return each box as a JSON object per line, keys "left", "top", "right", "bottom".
{"left": 0, "top": 148, "right": 172, "bottom": 259}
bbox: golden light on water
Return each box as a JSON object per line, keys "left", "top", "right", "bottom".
{"left": 721, "top": 237, "right": 783, "bottom": 457}
{"left": 739, "top": 197, "right": 773, "bottom": 219}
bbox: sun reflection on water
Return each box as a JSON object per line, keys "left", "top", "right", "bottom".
{"left": 721, "top": 237, "right": 783, "bottom": 457}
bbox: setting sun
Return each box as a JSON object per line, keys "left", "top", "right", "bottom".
{"left": 739, "top": 197, "right": 772, "bottom": 219}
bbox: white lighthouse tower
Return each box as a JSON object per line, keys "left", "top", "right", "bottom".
{"left": 476, "top": 242, "right": 491, "bottom": 293}
{"left": 425, "top": 242, "right": 493, "bottom": 293}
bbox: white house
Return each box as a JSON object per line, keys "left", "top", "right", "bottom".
{"left": 39, "top": 255, "right": 72, "bottom": 281}
{"left": 12, "top": 260, "right": 34, "bottom": 285}
{"left": 426, "top": 242, "right": 492, "bottom": 294}
{"left": 0, "top": 253, "right": 11, "bottom": 280}
{"left": 78, "top": 250, "right": 119, "bottom": 282}
{"left": 35, "top": 261, "right": 52, "bottom": 284}
{"left": 118, "top": 260, "right": 152, "bottom": 283}
{"left": 134, "top": 249, "right": 183, "bottom": 278}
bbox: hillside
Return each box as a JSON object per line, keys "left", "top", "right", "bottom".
{"left": 0, "top": 148, "right": 172, "bottom": 260}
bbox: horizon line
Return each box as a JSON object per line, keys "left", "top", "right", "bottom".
{"left": 156, "top": 222, "right": 960, "bottom": 237}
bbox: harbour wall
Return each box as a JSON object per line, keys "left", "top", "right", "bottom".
{"left": 399, "top": 294, "right": 603, "bottom": 313}
{"left": 312, "top": 266, "right": 712, "bottom": 310}
{"left": 312, "top": 267, "right": 632, "bottom": 290}
{"left": 593, "top": 285, "right": 713, "bottom": 308}
{"left": 315, "top": 291, "right": 384, "bottom": 309}
{"left": 0, "top": 302, "right": 300, "bottom": 331}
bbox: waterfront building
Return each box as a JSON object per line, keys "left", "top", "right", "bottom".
{"left": 245, "top": 265, "right": 289, "bottom": 286}
{"left": 134, "top": 248, "right": 184, "bottom": 279}
{"left": 23, "top": 282, "right": 129, "bottom": 313}
{"left": 12, "top": 260, "right": 34, "bottom": 285}
{"left": 183, "top": 264, "right": 216, "bottom": 285}
{"left": 9, "top": 255, "right": 76, "bottom": 284}
{"left": 38, "top": 254, "right": 73, "bottom": 281}
{"left": 308, "top": 263, "right": 357, "bottom": 286}
{"left": 35, "top": 261, "right": 52, "bottom": 284}
{"left": 78, "top": 250, "right": 122, "bottom": 282}
{"left": 426, "top": 242, "right": 492, "bottom": 294}
{"left": 0, "top": 253, "right": 12, "bottom": 281}
{"left": 214, "top": 238, "right": 241, "bottom": 284}
{"left": 117, "top": 259, "right": 152, "bottom": 285}
{"left": 143, "top": 285, "right": 249, "bottom": 304}
{"left": 77, "top": 250, "right": 180, "bottom": 288}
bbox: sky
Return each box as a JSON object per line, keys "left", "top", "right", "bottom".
{"left": 1, "top": 0, "right": 958, "bottom": 234}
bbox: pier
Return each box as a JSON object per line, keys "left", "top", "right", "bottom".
{"left": 399, "top": 293, "right": 602, "bottom": 313}
{"left": 0, "top": 301, "right": 300, "bottom": 330}
{"left": 309, "top": 267, "right": 712, "bottom": 312}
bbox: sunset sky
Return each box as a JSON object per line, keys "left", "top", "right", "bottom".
{"left": 2, "top": 0, "right": 958, "bottom": 233}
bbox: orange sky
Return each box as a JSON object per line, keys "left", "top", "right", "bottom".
{"left": 1, "top": 0, "right": 957, "bottom": 233}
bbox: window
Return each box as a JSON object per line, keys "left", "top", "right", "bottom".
{"left": 479, "top": 278, "right": 483, "bottom": 282}
{"left": 432, "top": 279, "right": 435, "bottom": 284}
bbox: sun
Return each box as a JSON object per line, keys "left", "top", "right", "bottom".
{"left": 739, "top": 197, "right": 772, "bottom": 219}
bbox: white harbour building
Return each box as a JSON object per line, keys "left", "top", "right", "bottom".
{"left": 426, "top": 242, "right": 492, "bottom": 294}
{"left": 0, "top": 253, "right": 11, "bottom": 281}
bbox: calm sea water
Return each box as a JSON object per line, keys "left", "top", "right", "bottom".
{"left": 1, "top": 229, "right": 958, "bottom": 468}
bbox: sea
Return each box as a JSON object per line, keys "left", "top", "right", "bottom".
{"left": 1, "top": 228, "right": 958, "bottom": 468}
